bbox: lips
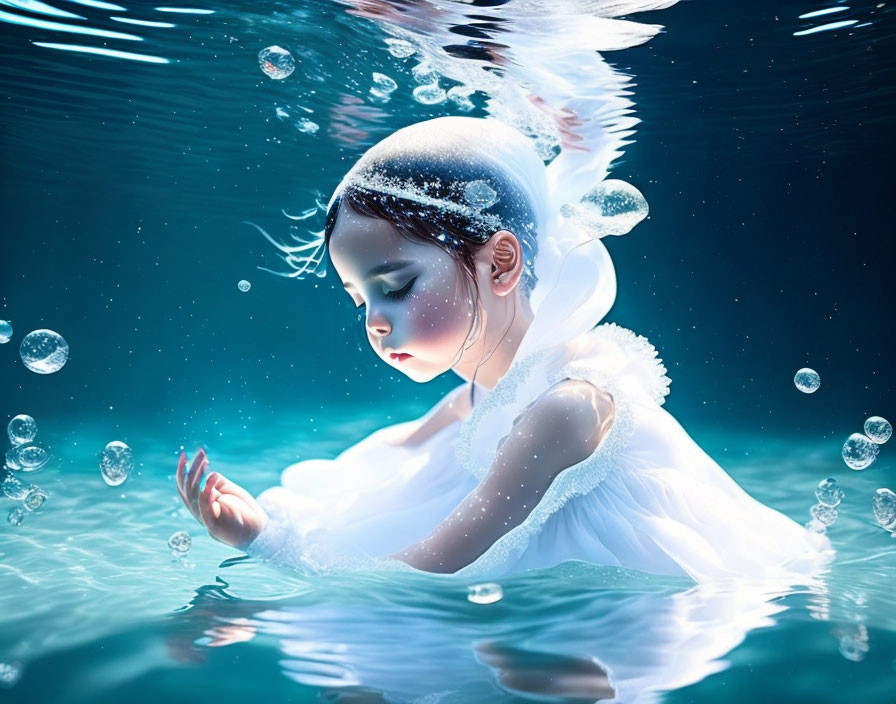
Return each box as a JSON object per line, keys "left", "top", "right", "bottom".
{"left": 390, "top": 352, "right": 413, "bottom": 362}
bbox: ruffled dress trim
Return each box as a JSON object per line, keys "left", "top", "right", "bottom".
{"left": 454, "top": 322, "right": 672, "bottom": 577}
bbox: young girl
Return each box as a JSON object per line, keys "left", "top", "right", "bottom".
{"left": 175, "top": 116, "right": 832, "bottom": 583}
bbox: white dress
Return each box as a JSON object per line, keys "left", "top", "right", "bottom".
{"left": 246, "top": 322, "right": 833, "bottom": 585}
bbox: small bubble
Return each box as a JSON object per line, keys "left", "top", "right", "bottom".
{"left": 864, "top": 416, "right": 891, "bottom": 444}
{"left": 7, "top": 507, "right": 25, "bottom": 527}
{"left": 295, "top": 118, "right": 319, "bottom": 135}
{"left": 7, "top": 414, "right": 37, "bottom": 446}
{"left": 23, "top": 486, "right": 47, "bottom": 512}
{"left": 168, "top": 530, "right": 192, "bottom": 554}
{"left": 412, "top": 83, "right": 446, "bottom": 105}
{"left": 16, "top": 444, "right": 50, "bottom": 472}
{"left": 794, "top": 367, "right": 821, "bottom": 393}
{"left": 872, "top": 488, "right": 896, "bottom": 531}
{"left": 100, "top": 441, "right": 134, "bottom": 487}
{"left": 447, "top": 85, "right": 474, "bottom": 111}
{"left": 370, "top": 72, "right": 398, "bottom": 100}
{"left": 258, "top": 45, "right": 295, "bottom": 79}
{"left": 1, "top": 474, "right": 28, "bottom": 500}
{"left": 0, "top": 320, "right": 12, "bottom": 344}
{"left": 842, "top": 433, "right": 879, "bottom": 470}
{"left": 464, "top": 180, "right": 498, "bottom": 209}
{"left": 19, "top": 329, "right": 69, "bottom": 374}
{"left": 816, "top": 477, "right": 845, "bottom": 507}
{"left": 810, "top": 503, "right": 838, "bottom": 526}
{"left": 466, "top": 582, "right": 503, "bottom": 605}
{"left": 237, "top": 279, "right": 251, "bottom": 293}
{"left": 562, "top": 180, "right": 649, "bottom": 237}
{"left": 0, "top": 660, "right": 23, "bottom": 688}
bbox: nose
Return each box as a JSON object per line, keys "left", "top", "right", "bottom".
{"left": 366, "top": 308, "right": 391, "bottom": 337}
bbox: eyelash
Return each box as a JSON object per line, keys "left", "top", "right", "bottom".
{"left": 355, "top": 276, "right": 417, "bottom": 309}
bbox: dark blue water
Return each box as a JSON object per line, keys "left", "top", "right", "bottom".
{"left": 1, "top": 1, "right": 895, "bottom": 701}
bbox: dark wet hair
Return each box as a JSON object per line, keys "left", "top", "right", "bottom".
{"left": 322, "top": 156, "right": 539, "bottom": 304}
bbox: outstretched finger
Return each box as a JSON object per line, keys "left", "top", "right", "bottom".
{"left": 187, "top": 456, "right": 209, "bottom": 515}
{"left": 213, "top": 473, "right": 256, "bottom": 505}
{"left": 175, "top": 449, "right": 188, "bottom": 501}
{"left": 199, "top": 472, "right": 223, "bottom": 525}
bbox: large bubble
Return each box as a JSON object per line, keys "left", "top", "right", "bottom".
{"left": 100, "top": 441, "right": 134, "bottom": 486}
{"left": 561, "top": 179, "right": 649, "bottom": 237}
{"left": 794, "top": 368, "right": 821, "bottom": 394}
{"left": 815, "top": 477, "right": 844, "bottom": 507}
{"left": 15, "top": 444, "right": 50, "bottom": 472}
{"left": 864, "top": 416, "right": 891, "bottom": 444}
{"left": 19, "top": 329, "right": 69, "bottom": 374}
{"left": 872, "top": 488, "right": 896, "bottom": 530}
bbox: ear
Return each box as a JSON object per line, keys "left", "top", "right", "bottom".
{"left": 488, "top": 230, "right": 524, "bottom": 297}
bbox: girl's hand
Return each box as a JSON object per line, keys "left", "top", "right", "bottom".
{"left": 175, "top": 448, "right": 269, "bottom": 549}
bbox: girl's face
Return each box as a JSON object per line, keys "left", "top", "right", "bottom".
{"left": 328, "top": 205, "right": 478, "bottom": 383}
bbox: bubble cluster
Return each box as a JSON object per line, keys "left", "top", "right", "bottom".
{"left": 872, "top": 488, "right": 896, "bottom": 531}
{"left": 237, "top": 279, "right": 251, "bottom": 293}
{"left": 3, "top": 413, "right": 51, "bottom": 523}
{"left": 385, "top": 38, "right": 415, "bottom": 58}
{"left": 100, "top": 441, "right": 134, "bottom": 487}
{"left": 7, "top": 415, "right": 36, "bottom": 446}
{"left": 258, "top": 45, "right": 295, "bottom": 79}
{"left": 0, "top": 320, "right": 11, "bottom": 344}
{"left": 370, "top": 72, "right": 398, "bottom": 100}
{"left": 842, "top": 433, "right": 879, "bottom": 470}
{"left": 20, "top": 329, "right": 69, "bottom": 374}
{"left": 168, "top": 530, "right": 192, "bottom": 554}
{"left": 794, "top": 367, "right": 821, "bottom": 394}
{"left": 466, "top": 582, "right": 503, "bottom": 605}
{"left": 561, "top": 179, "right": 649, "bottom": 237}
{"left": 816, "top": 478, "right": 845, "bottom": 507}
{"left": 864, "top": 416, "right": 892, "bottom": 444}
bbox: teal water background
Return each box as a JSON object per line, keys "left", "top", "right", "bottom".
{"left": 1, "top": 0, "right": 895, "bottom": 701}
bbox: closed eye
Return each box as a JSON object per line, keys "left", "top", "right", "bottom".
{"left": 384, "top": 276, "right": 417, "bottom": 300}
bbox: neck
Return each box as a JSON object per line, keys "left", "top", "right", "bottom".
{"left": 452, "top": 293, "right": 535, "bottom": 391}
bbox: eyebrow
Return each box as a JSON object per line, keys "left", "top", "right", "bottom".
{"left": 342, "top": 259, "right": 415, "bottom": 290}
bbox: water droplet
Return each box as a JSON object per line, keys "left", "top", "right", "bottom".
{"left": 561, "top": 179, "right": 648, "bottom": 237}
{"left": 7, "top": 414, "right": 36, "bottom": 446}
{"left": 794, "top": 367, "right": 821, "bottom": 393}
{"left": 816, "top": 477, "right": 844, "bottom": 507}
{"left": 100, "top": 441, "right": 134, "bottom": 487}
{"left": 370, "top": 72, "right": 397, "bottom": 100}
{"left": 464, "top": 180, "right": 498, "bottom": 209}
{"left": 16, "top": 444, "right": 50, "bottom": 472}
{"left": 842, "top": 433, "right": 879, "bottom": 470}
{"left": 412, "top": 82, "right": 446, "bottom": 105}
{"left": 295, "top": 118, "right": 319, "bottom": 135}
{"left": 1, "top": 474, "right": 28, "bottom": 500}
{"left": 872, "top": 488, "right": 896, "bottom": 530}
{"left": 864, "top": 416, "right": 891, "bottom": 444}
{"left": 168, "top": 529, "right": 192, "bottom": 554}
{"left": 23, "top": 486, "right": 47, "bottom": 512}
{"left": 258, "top": 45, "right": 295, "bottom": 80}
{"left": 385, "top": 38, "right": 415, "bottom": 58}
{"left": 19, "top": 329, "right": 69, "bottom": 374}
{"left": 7, "top": 507, "right": 24, "bottom": 527}
{"left": 466, "top": 582, "right": 503, "bottom": 605}
{"left": 237, "top": 279, "right": 251, "bottom": 293}
{"left": 810, "top": 503, "right": 838, "bottom": 526}
{"left": 0, "top": 320, "right": 11, "bottom": 344}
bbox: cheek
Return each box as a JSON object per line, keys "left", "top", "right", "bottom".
{"left": 404, "top": 270, "right": 473, "bottom": 346}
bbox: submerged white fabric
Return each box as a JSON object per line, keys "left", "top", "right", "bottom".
{"left": 246, "top": 322, "right": 833, "bottom": 584}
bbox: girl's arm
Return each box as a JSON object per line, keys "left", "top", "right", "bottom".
{"left": 388, "top": 379, "right": 615, "bottom": 574}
